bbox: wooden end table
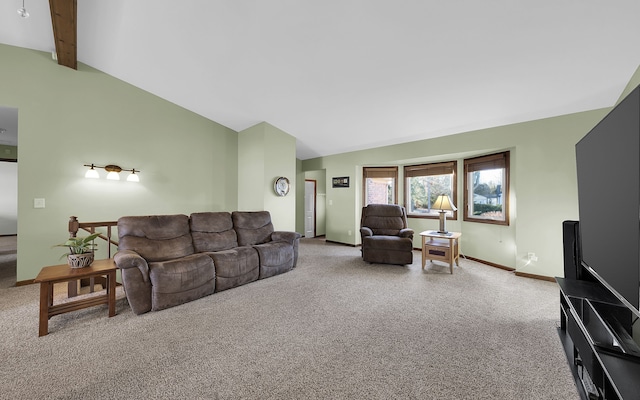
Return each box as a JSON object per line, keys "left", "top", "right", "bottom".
{"left": 34, "top": 259, "right": 117, "bottom": 336}
{"left": 419, "top": 231, "right": 462, "bottom": 274}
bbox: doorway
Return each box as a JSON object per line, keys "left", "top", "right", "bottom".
{"left": 0, "top": 105, "right": 18, "bottom": 288}
{"left": 304, "top": 180, "right": 316, "bottom": 238}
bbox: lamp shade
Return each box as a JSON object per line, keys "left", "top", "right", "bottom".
{"left": 432, "top": 194, "right": 457, "bottom": 211}
{"left": 106, "top": 171, "right": 120, "bottom": 180}
{"left": 126, "top": 171, "right": 139, "bottom": 182}
{"left": 84, "top": 165, "right": 100, "bottom": 179}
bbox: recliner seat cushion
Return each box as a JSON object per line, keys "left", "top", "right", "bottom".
{"left": 363, "top": 236, "right": 413, "bottom": 251}
{"left": 148, "top": 253, "right": 216, "bottom": 311}
{"left": 149, "top": 254, "right": 215, "bottom": 293}
{"left": 206, "top": 246, "right": 259, "bottom": 291}
{"left": 254, "top": 241, "right": 294, "bottom": 279}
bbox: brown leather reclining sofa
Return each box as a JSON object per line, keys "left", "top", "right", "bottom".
{"left": 114, "top": 211, "right": 301, "bottom": 314}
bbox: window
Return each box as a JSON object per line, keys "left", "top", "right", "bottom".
{"left": 463, "top": 151, "right": 510, "bottom": 225}
{"left": 404, "top": 161, "right": 457, "bottom": 219}
{"left": 363, "top": 167, "right": 398, "bottom": 206}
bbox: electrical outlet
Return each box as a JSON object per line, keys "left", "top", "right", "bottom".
{"left": 33, "top": 198, "right": 45, "bottom": 209}
{"left": 527, "top": 252, "right": 538, "bottom": 261}
{"left": 348, "top": 230, "right": 352, "bottom": 236}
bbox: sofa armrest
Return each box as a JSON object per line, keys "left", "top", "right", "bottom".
{"left": 271, "top": 231, "right": 302, "bottom": 267}
{"left": 399, "top": 228, "right": 414, "bottom": 239}
{"left": 360, "top": 227, "right": 373, "bottom": 237}
{"left": 114, "top": 250, "right": 150, "bottom": 283}
{"left": 271, "top": 231, "right": 302, "bottom": 245}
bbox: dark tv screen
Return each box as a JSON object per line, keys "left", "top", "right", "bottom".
{"left": 575, "top": 85, "right": 640, "bottom": 310}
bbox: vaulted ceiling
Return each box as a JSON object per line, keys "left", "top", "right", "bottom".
{"left": 2, "top": 1, "right": 640, "bottom": 159}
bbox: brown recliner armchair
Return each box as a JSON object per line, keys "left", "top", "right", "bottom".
{"left": 360, "top": 204, "right": 414, "bottom": 265}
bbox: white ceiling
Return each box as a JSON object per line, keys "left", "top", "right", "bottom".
{"left": 2, "top": 1, "right": 640, "bottom": 159}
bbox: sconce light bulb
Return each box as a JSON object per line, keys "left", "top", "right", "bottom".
{"left": 106, "top": 171, "right": 120, "bottom": 180}
{"left": 127, "top": 171, "right": 140, "bottom": 182}
{"left": 85, "top": 165, "right": 100, "bottom": 179}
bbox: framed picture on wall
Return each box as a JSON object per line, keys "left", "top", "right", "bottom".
{"left": 332, "top": 176, "right": 349, "bottom": 188}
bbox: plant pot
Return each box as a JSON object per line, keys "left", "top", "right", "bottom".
{"left": 67, "top": 253, "right": 94, "bottom": 268}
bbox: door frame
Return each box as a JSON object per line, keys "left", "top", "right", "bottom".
{"left": 304, "top": 179, "right": 317, "bottom": 238}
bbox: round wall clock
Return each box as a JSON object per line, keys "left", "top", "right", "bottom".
{"left": 274, "top": 177, "right": 290, "bottom": 196}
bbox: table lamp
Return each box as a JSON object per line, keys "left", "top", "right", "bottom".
{"left": 432, "top": 194, "right": 457, "bottom": 234}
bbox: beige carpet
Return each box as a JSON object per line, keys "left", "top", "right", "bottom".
{"left": 0, "top": 237, "right": 578, "bottom": 399}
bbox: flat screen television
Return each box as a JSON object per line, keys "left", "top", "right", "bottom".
{"left": 575, "top": 84, "right": 640, "bottom": 317}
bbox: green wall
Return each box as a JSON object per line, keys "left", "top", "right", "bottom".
{"left": 238, "top": 122, "right": 297, "bottom": 231}
{"left": 1, "top": 44, "right": 239, "bottom": 281}
{"left": 302, "top": 108, "right": 613, "bottom": 278}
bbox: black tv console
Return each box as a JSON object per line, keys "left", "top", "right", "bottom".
{"left": 557, "top": 277, "right": 640, "bottom": 400}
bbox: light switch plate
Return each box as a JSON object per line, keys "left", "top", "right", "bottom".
{"left": 33, "top": 198, "right": 45, "bottom": 209}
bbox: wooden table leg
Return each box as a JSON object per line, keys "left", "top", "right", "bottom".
{"left": 67, "top": 280, "right": 77, "bottom": 297}
{"left": 39, "top": 282, "right": 50, "bottom": 337}
{"left": 108, "top": 271, "right": 116, "bottom": 317}
{"left": 449, "top": 238, "right": 454, "bottom": 274}
{"left": 421, "top": 236, "right": 426, "bottom": 269}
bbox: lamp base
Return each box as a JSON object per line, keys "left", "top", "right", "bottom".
{"left": 438, "top": 211, "right": 448, "bottom": 234}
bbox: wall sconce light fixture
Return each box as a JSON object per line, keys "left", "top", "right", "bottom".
{"left": 17, "top": 0, "right": 29, "bottom": 18}
{"left": 84, "top": 164, "right": 140, "bottom": 182}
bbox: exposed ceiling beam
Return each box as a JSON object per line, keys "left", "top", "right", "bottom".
{"left": 49, "top": 0, "right": 77, "bottom": 70}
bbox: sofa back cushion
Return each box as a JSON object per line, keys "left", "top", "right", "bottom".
{"left": 190, "top": 212, "right": 238, "bottom": 252}
{"left": 232, "top": 211, "right": 274, "bottom": 246}
{"left": 361, "top": 204, "right": 408, "bottom": 236}
{"left": 118, "top": 214, "right": 195, "bottom": 262}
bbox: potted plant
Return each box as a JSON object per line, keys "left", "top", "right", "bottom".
{"left": 54, "top": 232, "right": 101, "bottom": 268}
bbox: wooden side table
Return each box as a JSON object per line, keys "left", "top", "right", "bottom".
{"left": 419, "top": 231, "right": 462, "bottom": 274}
{"left": 34, "top": 259, "right": 117, "bottom": 336}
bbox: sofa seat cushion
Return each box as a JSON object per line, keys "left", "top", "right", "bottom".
{"left": 205, "top": 246, "right": 259, "bottom": 292}
{"left": 253, "top": 241, "right": 294, "bottom": 279}
{"left": 190, "top": 212, "right": 239, "bottom": 252}
{"left": 148, "top": 254, "right": 215, "bottom": 310}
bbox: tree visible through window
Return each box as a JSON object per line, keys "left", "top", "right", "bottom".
{"left": 464, "top": 151, "right": 510, "bottom": 225}
{"left": 404, "top": 162, "right": 457, "bottom": 218}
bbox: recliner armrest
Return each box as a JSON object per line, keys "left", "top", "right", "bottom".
{"left": 114, "top": 250, "right": 150, "bottom": 283}
{"left": 271, "top": 231, "right": 302, "bottom": 245}
{"left": 399, "top": 228, "right": 414, "bottom": 239}
{"left": 360, "top": 227, "right": 373, "bottom": 237}
{"left": 271, "top": 231, "right": 302, "bottom": 267}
